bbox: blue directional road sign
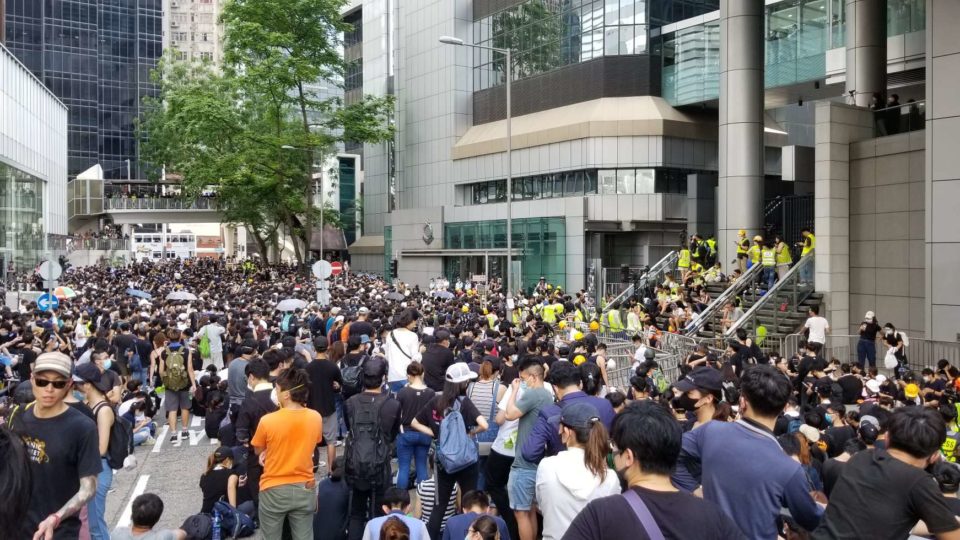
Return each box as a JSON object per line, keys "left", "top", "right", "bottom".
{"left": 37, "top": 293, "right": 60, "bottom": 311}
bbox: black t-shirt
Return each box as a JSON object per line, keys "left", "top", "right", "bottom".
{"left": 11, "top": 405, "right": 102, "bottom": 540}
{"left": 199, "top": 467, "right": 235, "bottom": 514}
{"left": 113, "top": 333, "right": 137, "bottom": 360}
{"left": 348, "top": 320, "right": 375, "bottom": 339}
{"left": 837, "top": 375, "right": 863, "bottom": 404}
{"left": 812, "top": 448, "right": 960, "bottom": 539}
{"left": 414, "top": 395, "right": 481, "bottom": 439}
{"left": 562, "top": 486, "right": 747, "bottom": 540}
{"left": 500, "top": 363, "right": 519, "bottom": 385}
{"left": 13, "top": 346, "right": 37, "bottom": 380}
{"left": 344, "top": 391, "right": 402, "bottom": 443}
{"left": 421, "top": 344, "right": 456, "bottom": 392}
{"left": 824, "top": 425, "right": 856, "bottom": 458}
{"left": 305, "top": 358, "right": 342, "bottom": 417}
{"left": 397, "top": 385, "right": 436, "bottom": 428}
{"left": 859, "top": 322, "right": 881, "bottom": 340}
{"left": 342, "top": 352, "right": 366, "bottom": 369}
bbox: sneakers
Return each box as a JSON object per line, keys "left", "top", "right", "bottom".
{"left": 181, "top": 430, "right": 189, "bottom": 439}
{"left": 170, "top": 434, "right": 179, "bottom": 443}
{"left": 145, "top": 436, "right": 157, "bottom": 446}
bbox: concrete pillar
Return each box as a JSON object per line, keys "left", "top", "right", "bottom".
{"left": 925, "top": 0, "right": 960, "bottom": 340}
{"left": 717, "top": 2, "right": 764, "bottom": 265}
{"left": 687, "top": 173, "right": 717, "bottom": 238}
{"left": 845, "top": 0, "right": 887, "bottom": 107}
{"left": 814, "top": 102, "right": 873, "bottom": 335}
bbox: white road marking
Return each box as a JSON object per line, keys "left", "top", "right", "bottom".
{"left": 188, "top": 429, "right": 206, "bottom": 446}
{"left": 116, "top": 474, "right": 150, "bottom": 528}
{"left": 191, "top": 415, "right": 202, "bottom": 427}
{"left": 151, "top": 425, "right": 169, "bottom": 453}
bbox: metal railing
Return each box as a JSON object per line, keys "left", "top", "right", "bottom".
{"left": 684, "top": 262, "right": 764, "bottom": 336}
{"left": 65, "top": 237, "right": 131, "bottom": 251}
{"left": 725, "top": 256, "right": 815, "bottom": 339}
{"left": 874, "top": 99, "right": 925, "bottom": 137}
{"left": 782, "top": 333, "right": 960, "bottom": 372}
{"left": 602, "top": 251, "right": 679, "bottom": 312}
{"left": 105, "top": 197, "right": 216, "bottom": 211}
{"left": 764, "top": 194, "right": 814, "bottom": 249}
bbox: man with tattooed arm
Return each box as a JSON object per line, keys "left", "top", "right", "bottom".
{"left": 8, "top": 352, "right": 102, "bottom": 539}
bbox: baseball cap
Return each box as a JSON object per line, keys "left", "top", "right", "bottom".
{"left": 33, "top": 352, "right": 73, "bottom": 379}
{"left": 859, "top": 415, "right": 880, "bottom": 429}
{"left": 214, "top": 446, "right": 234, "bottom": 462}
{"left": 865, "top": 311, "right": 875, "bottom": 321}
{"left": 480, "top": 355, "right": 501, "bottom": 372}
{"left": 904, "top": 383, "right": 920, "bottom": 399}
{"left": 75, "top": 363, "right": 113, "bottom": 393}
{"left": 864, "top": 379, "right": 881, "bottom": 395}
{"left": 358, "top": 307, "right": 370, "bottom": 315}
{"left": 560, "top": 402, "right": 601, "bottom": 430}
{"left": 675, "top": 366, "right": 723, "bottom": 393}
{"left": 446, "top": 363, "right": 478, "bottom": 384}
{"left": 798, "top": 424, "right": 821, "bottom": 443}
{"left": 361, "top": 356, "right": 388, "bottom": 378}
{"left": 312, "top": 336, "right": 328, "bottom": 352}
{"left": 330, "top": 307, "right": 341, "bottom": 315}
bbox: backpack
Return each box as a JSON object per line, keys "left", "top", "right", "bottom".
{"left": 436, "top": 397, "right": 478, "bottom": 474}
{"left": 786, "top": 415, "right": 803, "bottom": 434}
{"left": 162, "top": 348, "right": 191, "bottom": 391}
{"left": 213, "top": 500, "right": 256, "bottom": 538}
{"left": 344, "top": 393, "right": 390, "bottom": 490}
{"left": 93, "top": 401, "right": 135, "bottom": 470}
{"left": 281, "top": 314, "right": 293, "bottom": 333}
{"left": 340, "top": 355, "right": 368, "bottom": 399}
{"left": 180, "top": 514, "right": 213, "bottom": 540}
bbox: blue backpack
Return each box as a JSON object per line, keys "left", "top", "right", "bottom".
{"left": 436, "top": 398, "right": 479, "bottom": 473}
{"left": 213, "top": 500, "right": 256, "bottom": 538}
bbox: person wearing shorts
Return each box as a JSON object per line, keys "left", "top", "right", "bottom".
{"left": 305, "top": 336, "right": 342, "bottom": 471}
{"left": 159, "top": 338, "right": 196, "bottom": 443}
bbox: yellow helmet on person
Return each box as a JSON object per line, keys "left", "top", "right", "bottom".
{"left": 589, "top": 321, "right": 600, "bottom": 331}
{"left": 574, "top": 331, "right": 584, "bottom": 341}
{"left": 738, "top": 229, "right": 747, "bottom": 235}
{"left": 558, "top": 320, "right": 567, "bottom": 330}
{"left": 461, "top": 305, "right": 470, "bottom": 313}
{"left": 753, "top": 235, "right": 763, "bottom": 242}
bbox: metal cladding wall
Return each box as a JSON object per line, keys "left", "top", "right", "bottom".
{"left": 472, "top": 55, "right": 660, "bottom": 124}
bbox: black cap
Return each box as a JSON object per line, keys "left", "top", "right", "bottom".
{"left": 75, "top": 363, "right": 113, "bottom": 394}
{"left": 281, "top": 336, "right": 296, "bottom": 348}
{"left": 480, "top": 355, "right": 501, "bottom": 372}
{"left": 312, "top": 336, "right": 328, "bottom": 352}
{"left": 560, "top": 402, "right": 601, "bottom": 429}
{"left": 214, "top": 446, "right": 234, "bottom": 462}
{"left": 674, "top": 366, "right": 723, "bottom": 393}
{"left": 361, "top": 356, "right": 388, "bottom": 378}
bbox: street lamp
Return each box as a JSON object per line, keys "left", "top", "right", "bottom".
{"left": 438, "top": 36, "right": 514, "bottom": 296}
{"left": 282, "top": 144, "right": 322, "bottom": 262}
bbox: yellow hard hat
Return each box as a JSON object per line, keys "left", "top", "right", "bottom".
{"left": 558, "top": 320, "right": 567, "bottom": 330}
{"left": 461, "top": 305, "right": 469, "bottom": 313}
{"left": 738, "top": 229, "right": 746, "bottom": 235}
{"left": 546, "top": 284, "right": 553, "bottom": 290}
{"left": 483, "top": 308, "right": 489, "bottom": 315}
{"left": 753, "top": 235, "right": 763, "bottom": 242}
{"left": 574, "top": 331, "right": 584, "bottom": 341}
{"left": 573, "top": 354, "right": 587, "bottom": 366}
{"left": 589, "top": 321, "right": 600, "bottom": 331}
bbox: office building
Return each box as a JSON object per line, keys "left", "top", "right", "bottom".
{"left": 0, "top": 42, "right": 69, "bottom": 275}
{"left": 4, "top": 0, "right": 162, "bottom": 180}
{"left": 163, "top": 0, "right": 224, "bottom": 66}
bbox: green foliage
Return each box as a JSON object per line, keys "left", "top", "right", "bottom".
{"left": 138, "top": 0, "right": 393, "bottom": 262}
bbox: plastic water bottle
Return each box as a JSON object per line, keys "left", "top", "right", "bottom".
{"left": 212, "top": 510, "right": 222, "bottom": 540}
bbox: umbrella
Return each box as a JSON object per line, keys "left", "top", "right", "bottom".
{"left": 431, "top": 290, "right": 454, "bottom": 300}
{"left": 385, "top": 292, "right": 404, "bottom": 301}
{"left": 166, "top": 291, "right": 198, "bottom": 301}
{"left": 126, "top": 288, "right": 152, "bottom": 300}
{"left": 276, "top": 298, "right": 307, "bottom": 312}
{"left": 53, "top": 286, "right": 78, "bottom": 299}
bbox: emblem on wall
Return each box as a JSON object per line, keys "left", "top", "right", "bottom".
{"left": 423, "top": 222, "right": 435, "bottom": 245}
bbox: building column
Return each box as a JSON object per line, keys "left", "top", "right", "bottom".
{"left": 814, "top": 101, "right": 873, "bottom": 335}
{"left": 925, "top": 0, "right": 960, "bottom": 340}
{"left": 717, "top": 2, "right": 764, "bottom": 263}
{"left": 845, "top": 0, "right": 887, "bottom": 107}
{"left": 687, "top": 173, "right": 717, "bottom": 238}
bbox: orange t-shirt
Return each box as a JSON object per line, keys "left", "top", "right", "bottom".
{"left": 250, "top": 407, "right": 323, "bottom": 491}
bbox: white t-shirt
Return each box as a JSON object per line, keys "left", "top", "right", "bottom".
{"left": 491, "top": 383, "right": 555, "bottom": 457}
{"left": 804, "top": 316, "right": 830, "bottom": 344}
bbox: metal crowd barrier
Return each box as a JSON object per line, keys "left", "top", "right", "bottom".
{"left": 781, "top": 333, "right": 960, "bottom": 372}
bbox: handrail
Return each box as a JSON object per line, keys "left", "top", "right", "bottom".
{"left": 725, "top": 255, "right": 814, "bottom": 338}
{"left": 603, "top": 251, "right": 678, "bottom": 312}
{"left": 684, "top": 262, "right": 764, "bottom": 335}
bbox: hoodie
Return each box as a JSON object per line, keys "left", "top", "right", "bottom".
{"left": 535, "top": 447, "right": 621, "bottom": 540}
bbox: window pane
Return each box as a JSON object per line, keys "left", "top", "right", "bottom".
{"left": 619, "top": 25, "right": 634, "bottom": 54}
{"left": 636, "top": 169, "right": 655, "bottom": 193}
{"left": 604, "top": 26, "right": 619, "bottom": 55}
{"left": 617, "top": 169, "right": 635, "bottom": 194}
{"left": 599, "top": 169, "right": 617, "bottom": 194}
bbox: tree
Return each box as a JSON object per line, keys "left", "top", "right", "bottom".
{"left": 139, "top": 0, "right": 394, "bottom": 263}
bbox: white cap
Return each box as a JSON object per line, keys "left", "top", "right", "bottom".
{"left": 358, "top": 307, "right": 370, "bottom": 314}
{"left": 865, "top": 311, "right": 875, "bottom": 321}
{"left": 330, "top": 307, "right": 341, "bottom": 315}
{"left": 798, "top": 424, "right": 821, "bottom": 443}
{"left": 865, "top": 379, "right": 881, "bottom": 395}
{"left": 445, "top": 363, "right": 478, "bottom": 384}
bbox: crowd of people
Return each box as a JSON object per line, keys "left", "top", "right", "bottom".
{"left": 0, "top": 256, "right": 958, "bottom": 540}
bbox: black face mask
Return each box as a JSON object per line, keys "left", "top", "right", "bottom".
{"left": 615, "top": 463, "right": 629, "bottom": 492}
{"left": 672, "top": 393, "right": 700, "bottom": 412}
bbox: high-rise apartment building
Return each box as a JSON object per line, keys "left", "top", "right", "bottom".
{"left": 3, "top": 0, "right": 162, "bottom": 180}
{"left": 163, "top": 0, "right": 224, "bottom": 65}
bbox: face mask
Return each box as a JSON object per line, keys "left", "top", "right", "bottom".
{"left": 519, "top": 380, "right": 528, "bottom": 391}
{"left": 104, "top": 359, "right": 113, "bottom": 370}
{"left": 673, "top": 393, "right": 700, "bottom": 412}
{"left": 73, "top": 390, "right": 85, "bottom": 401}
{"left": 825, "top": 413, "right": 834, "bottom": 424}
{"left": 615, "top": 464, "right": 630, "bottom": 492}
{"left": 270, "top": 387, "right": 280, "bottom": 407}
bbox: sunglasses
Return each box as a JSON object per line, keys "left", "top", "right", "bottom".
{"left": 34, "top": 378, "right": 69, "bottom": 389}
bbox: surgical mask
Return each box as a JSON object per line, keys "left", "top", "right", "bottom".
{"left": 519, "top": 380, "right": 528, "bottom": 391}
{"left": 104, "top": 359, "right": 113, "bottom": 370}
{"left": 73, "top": 390, "right": 85, "bottom": 401}
{"left": 825, "top": 413, "right": 834, "bottom": 424}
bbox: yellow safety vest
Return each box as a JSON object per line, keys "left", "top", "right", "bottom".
{"left": 761, "top": 248, "right": 776, "bottom": 267}
{"left": 678, "top": 249, "right": 691, "bottom": 268}
{"left": 691, "top": 262, "right": 703, "bottom": 273}
{"left": 736, "top": 238, "right": 749, "bottom": 255}
{"left": 802, "top": 234, "right": 816, "bottom": 257}
{"left": 706, "top": 239, "right": 717, "bottom": 255}
{"left": 542, "top": 305, "right": 556, "bottom": 324}
{"left": 748, "top": 245, "right": 761, "bottom": 264}
{"left": 607, "top": 309, "right": 624, "bottom": 331}
{"left": 776, "top": 242, "right": 793, "bottom": 265}
{"left": 487, "top": 313, "right": 496, "bottom": 329}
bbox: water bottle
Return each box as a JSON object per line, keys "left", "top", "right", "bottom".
{"left": 212, "top": 509, "right": 222, "bottom": 540}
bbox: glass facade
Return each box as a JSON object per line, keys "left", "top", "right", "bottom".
{"left": 0, "top": 162, "right": 46, "bottom": 271}
{"left": 4, "top": 0, "right": 162, "bottom": 179}
{"left": 383, "top": 226, "right": 392, "bottom": 278}
{"left": 338, "top": 156, "right": 358, "bottom": 246}
{"left": 460, "top": 167, "right": 689, "bottom": 205}
{"left": 656, "top": 0, "right": 927, "bottom": 106}
{"left": 443, "top": 218, "right": 566, "bottom": 290}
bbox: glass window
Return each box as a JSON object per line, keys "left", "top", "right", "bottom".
{"left": 636, "top": 169, "right": 655, "bottom": 193}
{"left": 599, "top": 169, "right": 617, "bottom": 194}
{"left": 616, "top": 169, "right": 635, "bottom": 194}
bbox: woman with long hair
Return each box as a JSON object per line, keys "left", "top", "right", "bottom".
{"left": 535, "top": 402, "right": 620, "bottom": 540}
{"left": 467, "top": 515, "right": 501, "bottom": 540}
{"left": 199, "top": 446, "right": 247, "bottom": 515}
{"left": 379, "top": 516, "right": 410, "bottom": 540}
{"left": 395, "top": 361, "right": 435, "bottom": 489}
{"left": 0, "top": 425, "right": 31, "bottom": 534}
{"left": 411, "top": 363, "right": 488, "bottom": 540}
{"left": 467, "top": 355, "right": 506, "bottom": 490}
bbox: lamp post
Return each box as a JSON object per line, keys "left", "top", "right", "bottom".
{"left": 439, "top": 36, "right": 514, "bottom": 296}
{"left": 282, "top": 144, "right": 321, "bottom": 262}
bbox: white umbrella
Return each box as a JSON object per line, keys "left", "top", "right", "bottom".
{"left": 166, "top": 291, "right": 198, "bottom": 301}
{"left": 277, "top": 298, "right": 308, "bottom": 312}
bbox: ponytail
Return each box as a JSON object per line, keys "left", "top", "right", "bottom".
{"left": 204, "top": 452, "right": 217, "bottom": 475}
{"left": 567, "top": 420, "right": 610, "bottom": 482}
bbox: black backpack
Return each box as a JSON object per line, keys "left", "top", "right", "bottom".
{"left": 340, "top": 355, "right": 369, "bottom": 399}
{"left": 344, "top": 392, "right": 390, "bottom": 490}
{"left": 93, "top": 402, "right": 134, "bottom": 470}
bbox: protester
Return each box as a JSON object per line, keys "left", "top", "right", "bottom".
{"left": 360, "top": 487, "right": 429, "bottom": 540}
{"left": 111, "top": 493, "right": 187, "bottom": 540}
{"left": 441, "top": 490, "right": 510, "bottom": 540}
{"left": 234, "top": 358, "right": 277, "bottom": 507}
{"left": 74, "top": 362, "right": 116, "bottom": 540}
{"left": 305, "top": 335, "right": 342, "bottom": 470}
{"left": 395, "top": 361, "right": 435, "bottom": 490}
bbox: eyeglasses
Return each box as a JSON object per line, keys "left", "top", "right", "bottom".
{"left": 34, "top": 378, "right": 69, "bottom": 389}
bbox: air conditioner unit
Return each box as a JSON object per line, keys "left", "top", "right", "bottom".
{"left": 171, "top": 21, "right": 179, "bottom": 27}
{"left": 172, "top": 1, "right": 178, "bottom": 7}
